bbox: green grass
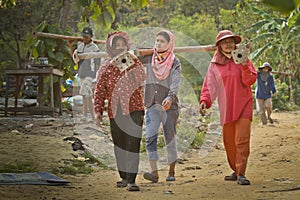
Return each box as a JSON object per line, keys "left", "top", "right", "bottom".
{"left": 83, "top": 152, "right": 112, "bottom": 170}
{"left": 0, "top": 162, "right": 38, "bottom": 173}
{"left": 53, "top": 152, "right": 112, "bottom": 175}
{"left": 0, "top": 153, "right": 111, "bottom": 176}
{"left": 53, "top": 160, "right": 93, "bottom": 175}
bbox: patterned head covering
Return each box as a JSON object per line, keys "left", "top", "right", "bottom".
{"left": 105, "top": 32, "right": 130, "bottom": 58}
{"left": 151, "top": 30, "right": 175, "bottom": 80}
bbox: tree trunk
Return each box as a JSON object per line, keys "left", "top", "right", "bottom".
{"left": 59, "top": 0, "right": 72, "bottom": 30}
{"left": 54, "top": 0, "right": 72, "bottom": 109}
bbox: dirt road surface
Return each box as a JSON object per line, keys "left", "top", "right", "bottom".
{"left": 0, "top": 110, "right": 299, "bottom": 200}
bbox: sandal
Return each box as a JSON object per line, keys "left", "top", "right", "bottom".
{"left": 127, "top": 183, "right": 140, "bottom": 191}
{"left": 237, "top": 176, "right": 251, "bottom": 185}
{"left": 268, "top": 117, "right": 274, "bottom": 124}
{"left": 143, "top": 172, "right": 159, "bottom": 183}
{"left": 224, "top": 172, "right": 237, "bottom": 181}
{"left": 116, "top": 179, "right": 128, "bottom": 188}
{"left": 166, "top": 176, "right": 176, "bottom": 181}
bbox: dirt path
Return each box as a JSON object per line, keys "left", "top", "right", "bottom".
{"left": 0, "top": 110, "right": 300, "bottom": 200}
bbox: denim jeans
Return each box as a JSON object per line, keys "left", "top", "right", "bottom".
{"left": 145, "top": 104, "right": 179, "bottom": 164}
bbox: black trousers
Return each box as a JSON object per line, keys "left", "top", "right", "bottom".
{"left": 110, "top": 109, "right": 144, "bottom": 184}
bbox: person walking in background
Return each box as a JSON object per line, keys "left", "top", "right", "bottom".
{"left": 94, "top": 32, "right": 146, "bottom": 191}
{"left": 199, "top": 30, "right": 257, "bottom": 185}
{"left": 68, "top": 27, "right": 101, "bottom": 120}
{"left": 256, "top": 62, "right": 277, "bottom": 125}
{"left": 139, "top": 30, "right": 182, "bottom": 183}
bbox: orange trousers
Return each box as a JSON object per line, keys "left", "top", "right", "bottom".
{"left": 222, "top": 118, "right": 251, "bottom": 176}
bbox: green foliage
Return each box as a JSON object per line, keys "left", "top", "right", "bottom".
{"left": 0, "top": 162, "right": 37, "bottom": 173}
{"left": 248, "top": 5, "right": 300, "bottom": 83}
{"left": 54, "top": 153, "right": 111, "bottom": 175}
{"left": 171, "top": 0, "right": 240, "bottom": 19}
{"left": 272, "top": 79, "right": 291, "bottom": 110}
{"left": 262, "top": 0, "right": 299, "bottom": 14}
{"left": 168, "top": 13, "right": 217, "bottom": 97}
{"left": 190, "top": 131, "right": 206, "bottom": 149}
{"left": 218, "top": 2, "right": 259, "bottom": 38}
{"left": 29, "top": 23, "right": 75, "bottom": 81}
{"left": 83, "top": 152, "right": 111, "bottom": 170}
{"left": 169, "top": 13, "right": 217, "bottom": 45}
{"left": 2, "top": 0, "right": 299, "bottom": 112}
{"left": 287, "top": 5, "right": 300, "bottom": 26}
{"left": 0, "top": 0, "right": 16, "bottom": 8}
{"left": 54, "top": 160, "right": 93, "bottom": 175}
{"left": 177, "top": 116, "right": 206, "bottom": 150}
{"left": 61, "top": 100, "right": 72, "bottom": 111}
{"left": 0, "top": 0, "right": 64, "bottom": 69}
{"left": 130, "top": 0, "right": 151, "bottom": 8}
{"left": 73, "top": 0, "right": 163, "bottom": 30}
{"left": 294, "top": 83, "right": 300, "bottom": 106}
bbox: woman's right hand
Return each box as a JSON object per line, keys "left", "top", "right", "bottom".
{"left": 199, "top": 102, "right": 206, "bottom": 116}
{"left": 95, "top": 112, "right": 102, "bottom": 127}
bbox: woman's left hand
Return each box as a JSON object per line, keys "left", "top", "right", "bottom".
{"left": 162, "top": 98, "right": 172, "bottom": 111}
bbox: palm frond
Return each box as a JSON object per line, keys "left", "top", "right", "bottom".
{"left": 250, "top": 43, "right": 272, "bottom": 61}
{"left": 287, "top": 6, "right": 300, "bottom": 27}
{"left": 251, "top": 32, "right": 275, "bottom": 43}
{"left": 260, "top": 21, "right": 280, "bottom": 33}
{"left": 252, "top": 6, "right": 273, "bottom": 20}
{"left": 251, "top": 19, "right": 270, "bottom": 30}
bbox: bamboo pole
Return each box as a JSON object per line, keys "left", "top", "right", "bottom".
{"left": 32, "top": 31, "right": 217, "bottom": 59}
{"left": 77, "top": 45, "right": 217, "bottom": 59}
{"left": 32, "top": 31, "right": 106, "bottom": 44}
{"left": 271, "top": 71, "right": 293, "bottom": 76}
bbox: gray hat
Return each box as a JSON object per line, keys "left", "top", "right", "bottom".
{"left": 81, "top": 27, "right": 93, "bottom": 38}
{"left": 258, "top": 62, "right": 272, "bottom": 71}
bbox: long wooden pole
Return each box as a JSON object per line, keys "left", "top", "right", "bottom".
{"left": 77, "top": 45, "right": 217, "bottom": 59}
{"left": 32, "top": 31, "right": 106, "bottom": 44}
{"left": 32, "top": 31, "right": 217, "bottom": 58}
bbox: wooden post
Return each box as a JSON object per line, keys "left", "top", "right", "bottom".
{"left": 77, "top": 45, "right": 217, "bottom": 59}
{"left": 32, "top": 31, "right": 106, "bottom": 45}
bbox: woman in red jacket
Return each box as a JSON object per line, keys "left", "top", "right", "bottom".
{"left": 199, "top": 30, "right": 257, "bottom": 185}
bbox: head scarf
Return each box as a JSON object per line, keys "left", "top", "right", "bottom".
{"left": 105, "top": 32, "right": 130, "bottom": 58}
{"left": 211, "top": 46, "right": 232, "bottom": 65}
{"left": 151, "top": 30, "right": 175, "bottom": 80}
{"left": 211, "top": 30, "right": 241, "bottom": 65}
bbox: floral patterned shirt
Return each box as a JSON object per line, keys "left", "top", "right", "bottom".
{"left": 94, "top": 58, "right": 146, "bottom": 119}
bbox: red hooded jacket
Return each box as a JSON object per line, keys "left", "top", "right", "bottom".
{"left": 200, "top": 56, "right": 257, "bottom": 125}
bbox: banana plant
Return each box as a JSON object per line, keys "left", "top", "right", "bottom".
{"left": 248, "top": 6, "right": 300, "bottom": 74}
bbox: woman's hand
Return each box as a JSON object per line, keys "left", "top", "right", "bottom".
{"left": 199, "top": 102, "right": 206, "bottom": 116}
{"left": 162, "top": 98, "right": 172, "bottom": 111}
{"left": 95, "top": 112, "right": 102, "bottom": 127}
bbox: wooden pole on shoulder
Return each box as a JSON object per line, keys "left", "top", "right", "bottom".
{"left": 77, "top": 45, "right": 217, "bottom": 59}
{"left": 32, "top": 31, "right": 106, "bottom": 44}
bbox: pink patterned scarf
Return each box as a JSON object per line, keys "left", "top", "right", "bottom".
{"left": 151, "top": 30, "right": 175, "bottom": 80}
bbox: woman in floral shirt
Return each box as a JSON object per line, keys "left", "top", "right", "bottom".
{"left": 94, "top": 32, "right": 146, "bottom": 191}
